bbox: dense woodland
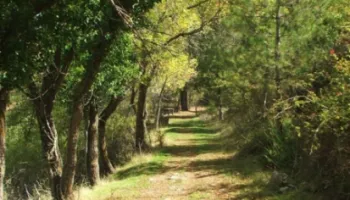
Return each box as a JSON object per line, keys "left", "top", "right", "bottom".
{"left": 1, "top": 0, "right": 350, "bottom": 199}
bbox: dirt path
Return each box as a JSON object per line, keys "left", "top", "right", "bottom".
{"left": 127, "top": 111, "right": 264, "bottom": 200}
{"left": 79, "top": 111, "right": 269, "bottom": 200}
{"left": 135, "top": 113, "right": 236, "bottom": 200}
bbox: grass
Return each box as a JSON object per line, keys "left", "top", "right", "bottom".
{"left": 77, "top": 113, "right": 319, "bottom": 200}
{"left": 77, "top": 153, "right": 169, "bottom": 200}
{"left": 189, "top": 191, "right": 212, "bottom": 199}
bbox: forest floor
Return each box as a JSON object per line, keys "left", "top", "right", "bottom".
{"left": 78, "top": 111, "right": 299, "bottom": 200}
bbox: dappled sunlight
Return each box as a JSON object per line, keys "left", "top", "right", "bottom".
{"left": 75, "top": 113, "right": 274, "bottom": 200}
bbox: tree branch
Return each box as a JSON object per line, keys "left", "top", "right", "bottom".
{"left": 100, "top": 95, "right": 124, "bottom": 121}
{"left": 163, "top": 24, "right": 205, "bottom": 46}
{"left": 163, "top": 7, "right": 221, "bottom": 46}
{"left": 187, "top": 0, "right": 210, "bottom": 9}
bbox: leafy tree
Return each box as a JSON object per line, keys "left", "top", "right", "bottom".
{"left": 0, "top": 1, "right": 60, "bottom": 198}
{"left": 193, "top": 0, "right": 350, "bottom": 196}
{"left": 133, "top": 0, "right": 223, "bottom": 150}
{"left": 152, "top": 52, "right": 197, "bottom": 129}
{"left": 86, "top": 32, "right": 138, "bottom": 179}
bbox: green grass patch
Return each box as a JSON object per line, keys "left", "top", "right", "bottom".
{"left": 78, "top": 152, "right": 170, "bottom": 200}
{"left": 189, "top": 191, "right": 212, "bottom": 200}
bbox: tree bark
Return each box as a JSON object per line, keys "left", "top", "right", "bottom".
{"left": 274, "top": 0, "right": 283, "bottom": 135}
{"left": 87, "top": 99, "right": 100, "bottom": 186}
{"left": 155, "top": 79, "right": 167, "bottom": 130}
{"left": 31, "top": 97, "right": 63, "bottom": 200}
{"left": 99, "top": 96, "right": 124, "bottom": 175}
{"left": 180, "top": 84, "right": 189, "bottom": 111}
{"left": 129, "top": 84, "right": 137, "bottom": 115}
{"left": 135, "top": 83, "right": 149, "bottom": 151}
{"left": 263, "top": 66, "right": 270, "bottom": 115}
{"left": 217, "top": 88, "right": 224, "bottom": 121}
{"left": 274, "top": 0, "right": 281, "bottom": 99}
{"left": 62, "top": 35, "right": 112, "bottom": 199}
{"left": 27, "top": 47, "right": 73, "bottom": 200}
{"left": 0, "top": 88, "right": 9, "bottom": 200}
{"left": 62, "top": 100, "right": 84, "bottom": 199}
{"left": 134, "top": 49, "right": 157, "bottom": 152}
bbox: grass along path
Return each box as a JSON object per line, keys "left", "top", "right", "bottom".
{"left": 78, "top": 112, "right": 274, "bottom": 200}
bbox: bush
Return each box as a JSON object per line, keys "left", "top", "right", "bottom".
{"left": 106, "top": 111, "right": 135, "bottom": 166}
{"left": 5, "top": 98, "right": 49, "bottom": 199}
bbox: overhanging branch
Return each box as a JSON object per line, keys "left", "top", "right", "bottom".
{"left": 187, "top": 0, "right": 210, "bottom": 9}
{"left": 163, "top": 24, "right": 205, "bottom": 46}
{"left": 163, "top": 7, "right": 221, "bottom": 46}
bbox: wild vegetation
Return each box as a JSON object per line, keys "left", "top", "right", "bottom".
{"left": 1, "top": 0, "right": 350, "bottom": 199}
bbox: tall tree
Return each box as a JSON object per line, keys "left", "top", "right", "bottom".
{"left": 92, "top": 32, "right": 138, "bottom": 176}
{"left": 0, "top": 88, "right": 9, "bottom": 200}
{"left": 86, "top": 97, "right": 100, "bottom": 186}
{"left": 98, "top": 96, "right": 124, "bottom": 174}
{"left": 61, "top": 31, "right": 114, "bottom": 199}
{"left": 61, "top": 1, "right": 140, "bottom": 197}
{"left": 1, "top": 1, "right": 59, "bottom": 198}
{"left": 133, "top": 0, "right": 223, "bottom": 150}
{"left": 180, "top": 84, "right": 189, "bottom": 111}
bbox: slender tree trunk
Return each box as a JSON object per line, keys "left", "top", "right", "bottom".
{"left": 263, "top": 66, "right": 270, "bottom": 115}
{"left": 99, "top": 96, "right": 124, "bottom": 175}
{"left": 135, "top": 83, "right": 149, "bottom": 151}
{"left": 275, "top": 0, "right": 281, "bottom": 98}
{"left": 62, "top": 101, "right": 84, "bottom": 199}
{"left": 274, "top": 0, "right": 283, "bottom": 135}
{"left": 0, "top": 88, "right": 9, "bottom": 200}
{"left": 217, "top": 88, "right": 224, "bottom": 121}
{"left": 180, "top": 84, "right": 189, "bottom": 111}
{"left": 134, "top": 49, "right": 157, "bottom": 151}
{"left": 218, "top": 104, "right": 224, "bottom": 121}
{"left": 177, "top": 93, "right": 181, "bottom": 112}
{"left": 155, "top": 79, "right": 167, "bottom": 130}
{"left": 87, "top": 99, "right": 100, "bottom": 186}
{"left": 129, "top": 84, "right": 137, "bottom": 115}
{"left": 62, "top": 35, "right": 113, "bottom": 199}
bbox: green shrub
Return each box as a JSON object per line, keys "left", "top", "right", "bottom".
{"left": 106, "top": 112, "right": 136, "bottom": 166}
{"left": 6, "top": 99, "right": 48, "bottom": 199}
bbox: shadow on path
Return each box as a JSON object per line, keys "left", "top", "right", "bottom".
{"left": 114, "top": 162, "right": 172, "bottom": 180}
{"left": 113, "top": 115, "right": 273, "bottom": 199}
{"left": 165, "top": 127, "right": 218, "bottom": 134}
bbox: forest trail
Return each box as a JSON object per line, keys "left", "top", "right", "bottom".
{"left": 79, "top": 111, "right": 269, "bottom": 200}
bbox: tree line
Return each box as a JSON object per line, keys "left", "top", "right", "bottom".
{"left": 0, "top": 0, "right": 221, "bottom": 199}
{"left": 191, "top": 0, "right": 350, "bottom": 199}
{"left": 1, "top": 0, "right": 350, "bottom": 199}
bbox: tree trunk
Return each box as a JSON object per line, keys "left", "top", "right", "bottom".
{"left": 180, "top": 84, "right": 189, "bottom": 111}
{"left": 217, "top": 88, "right": 224, "bottom": 121}
{"left": 87, "top": 99, "right": 100, "bottom": 186}
{"left": 62, "top": 35, "right": 112, "bottom": 199}
{"left": 263, "top": 66, "right": 270, "bottom": 115}
{"left": 135, "top": 83, "right": 149, "bottom": 151}
{"left": 32, "top": 100, "right": 63, "bottom": 200}
{"left": 274, "top": 0, "right": 281, "bottom": 99}
{"left": 177, "top": 94, "right": 181, "bottom": 112}
{"left": 129, "top": 84, "right": 137, "bottom": 115}
{"left": 155, "top": 79, "right": 167, "bottom": 130}
{"left": 0, "top": 88, "right": 9, "bottom": 200}
{"left": 134, "top": 48, "right": 157, "bottom": 151}
{"left": 274, "top": 0, "right": 283, "bottom": 135}
{"left": 27, "top": 48, "right": 73, "bottom": 200}
{"left": 62, "top": 101, "right": 84, "bottom": 199}
{"left": 99, "top": 96, "right": 124, "bottom": 175}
